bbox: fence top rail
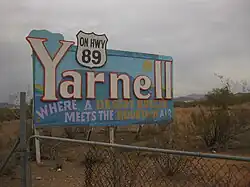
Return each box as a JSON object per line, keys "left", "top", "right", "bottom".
{"left": 29, "top": 135, "right": 250, "bottom": 162}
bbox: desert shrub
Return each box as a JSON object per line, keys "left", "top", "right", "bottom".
{"left": 133, "top": 124, "right": 166, "bottom": 141}
{"left": 80, "top": 146, "right": 107, "bottom": 186}
{"left": 205, "top": 85, "right": 234, "bottom": 108}
{"left": 192, "top": 108, "right": 237, "bottom": 150}
{"left": 191, "top": 78, "right": 250, "bottom": 151}
{"left": 63, "top": 127, "right": 76, "bottom": 139}
{"left": 143, "top": 124, "right": 190, "bottom": 177}
{"left": 141, "top": 124, "right": 159, "bottom": 136}
{"left": 63, "top": 127, "right": 88, "bottom": 139}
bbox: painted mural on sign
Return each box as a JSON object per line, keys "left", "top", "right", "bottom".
{"left": 27, "top": 30, "right": 173, "bottom": 127}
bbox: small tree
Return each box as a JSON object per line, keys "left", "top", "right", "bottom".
{"left": 205, "top": 86, "right": 234, "bottom": 109}
{"left": 191, "top": 75, "right": 250, "bottom": 151}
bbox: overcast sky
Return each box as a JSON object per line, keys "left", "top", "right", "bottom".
{"left": 0, "top": 0, "right": 249, "bottom": 102}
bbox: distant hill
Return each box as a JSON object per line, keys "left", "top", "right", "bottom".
{"left": 0, "top": 103, "right": 9, "bottom": 108}
{"left": 174, "top": 94, "right": 205, "bottom": 102}
{"left": 174, "top": 92, "right": 250, "bottom": 102}
{"left": 0, "top": 103, "right": 17, "bottom": 109}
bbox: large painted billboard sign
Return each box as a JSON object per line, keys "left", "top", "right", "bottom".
{"left": 27, "top": 30, "right": 173, "bottom": 127}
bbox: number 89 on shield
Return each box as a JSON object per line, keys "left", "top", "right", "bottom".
{"left": 82, "top": 49, "right": 101, "bottom": 65}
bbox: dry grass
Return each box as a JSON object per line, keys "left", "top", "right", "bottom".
{"left": 0, "top": 120, "right": 19, "bottom": 148}
{"left": 1, "top": 109, "right": 250, "bottom": 186}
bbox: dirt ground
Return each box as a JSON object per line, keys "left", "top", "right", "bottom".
{"left": 1, "top": 107, "right": 250, "bottom": 187}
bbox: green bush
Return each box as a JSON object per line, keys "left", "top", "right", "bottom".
{"left": 190, "top": 79, "right": 250, "bottom": 151}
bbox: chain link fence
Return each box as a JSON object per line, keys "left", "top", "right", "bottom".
{"left": 22, "top": 136, "right": 250, "bottom": 187}
{"left": 1, "top": 121, "right": 250, "bottom": 186}
{"left": 1, "top": 124, "right": 250, "bottom": 187}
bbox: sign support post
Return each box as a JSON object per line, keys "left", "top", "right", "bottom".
{"left": 19, "top": 92, "right": 28, "bottom": 187}
{"left": 109, "top": 125, "right": 119, "bottom": 187}
{"left": 109, "top": 125, "right": 115, "bottom": 144}
{"left": 34, "top": 128, "right": 41, "bottom": 164}
{"left": 86, "top": 126, "right": 93, "bottom": 141}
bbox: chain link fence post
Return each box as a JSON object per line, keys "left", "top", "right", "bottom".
{"left": 19, "top": 92, "right": 29, "bottom": 187}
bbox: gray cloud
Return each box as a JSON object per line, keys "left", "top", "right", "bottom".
{"left": 0, "top": 0, "right": 249, "bottom": 101}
